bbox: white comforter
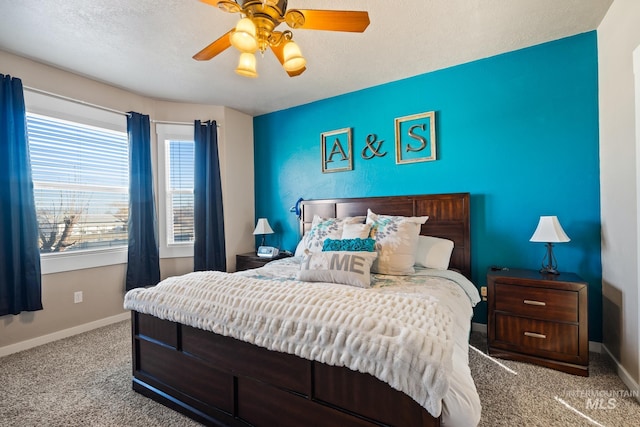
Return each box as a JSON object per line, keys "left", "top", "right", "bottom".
{"left": 124, "top": 258, "right": 481, "bottom": 425}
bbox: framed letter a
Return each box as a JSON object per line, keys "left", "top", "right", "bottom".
{"left": 321, "top": 128, "right": 353, "bottom": 173}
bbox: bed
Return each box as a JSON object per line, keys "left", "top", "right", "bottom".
{"left": 125, "top": 193, "right": 481, "bottom": 427}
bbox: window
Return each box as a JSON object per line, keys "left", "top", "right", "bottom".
{"left": 156, "top": 124, "right": 195, "bottom": 258}
{"left": 24, "top": 90, "right": 129, "bottom": 273}
{"left": 167, "top": 140, "right": 195, "bottom": 244}
{"left": 27, "top": 113, "right": 129, "bottom": 253}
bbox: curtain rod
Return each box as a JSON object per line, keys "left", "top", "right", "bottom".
{"left": 152, "top": 120, "right": 220, "bottom": 128}
{"left": 23, "top": 86, "right": 220, "bottom": 127}
{"left": 23, "top": 85, "right": 130, "bottom": 117}
{"left": 152, "top": 120, "right": 192, "bottom": 125}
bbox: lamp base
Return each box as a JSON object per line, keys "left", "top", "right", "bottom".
{"left": 539, "top": 242, "right": 560, "bottom": 275}
{"left": 539, "top": 266, "right": 560, "bottom": 275}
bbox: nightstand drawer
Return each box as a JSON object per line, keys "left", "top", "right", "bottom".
{"left": 495, "top": 313, "right": 579, "bottom": 357}
{"left": 494, "top": 283, "right": 578, "bottom": 322}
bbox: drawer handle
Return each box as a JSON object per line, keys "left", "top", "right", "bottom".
{"left": 524, "top": 331, "right": 547, "bottom": 339}
{"left": 523, "top": 299, "right": 546, "bottom": 306}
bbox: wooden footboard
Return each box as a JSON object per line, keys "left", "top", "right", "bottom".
{"left": 131, "top": 311, "right": 440, "bottom": 427}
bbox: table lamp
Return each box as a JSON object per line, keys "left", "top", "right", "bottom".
{"left": 529, "top": 215, "right": 570, "bottom": 275}
{"left": 253, "top": 218, "right": 274, "bottom": 247}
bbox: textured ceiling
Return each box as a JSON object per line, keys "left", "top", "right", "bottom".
{"left": 0, "top": 0, "right": 612, "bottom": 116}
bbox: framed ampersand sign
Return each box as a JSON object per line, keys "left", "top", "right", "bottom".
{"left": 320, "top": 111, "right": 437, "bottom": 172}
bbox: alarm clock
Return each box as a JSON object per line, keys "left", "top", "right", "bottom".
{"left": 257, "top": 246, "right": 280, "bottom": 258}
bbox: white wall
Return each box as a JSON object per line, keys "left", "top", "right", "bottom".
{"left": 219, "top": 107, "right": 256, "bottom": 265}
{"left": 0, "top": 50, "right": 255, "bottom": 353}
{"left": 598, "top": 0, "right": 640, "bottom": 387}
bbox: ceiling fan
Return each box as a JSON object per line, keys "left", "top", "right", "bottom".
{"left": 193, "top": 0, "right": 370, "bottom": 78}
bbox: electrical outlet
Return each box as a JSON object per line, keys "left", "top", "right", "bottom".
{"left": 74, "top": 291, "right": 83, "bottom": 304}
{"left": 480, "top": 286, "right": 487, "bottom": 297}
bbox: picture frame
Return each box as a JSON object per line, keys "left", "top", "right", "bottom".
{"left": 321, "top": 127, "right": 353, "bottom": 173}
{"left": 394, "top": 111, "right": 436, "bottom": 164}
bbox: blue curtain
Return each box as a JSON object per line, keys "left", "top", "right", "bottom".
{"left": 126, "top": 112, "right": 160, "bottom": 290}
{"left": 0, "top": 74, "right": 42, "bottom": 316}
{"left": 194, "top": 120, "right": 226, "bottom": 271}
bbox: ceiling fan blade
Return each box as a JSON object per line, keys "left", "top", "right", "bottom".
{"left": 270, "top": 43, "right": 306, "bottom": 77}
{"left": 199, "top": 0, "right": 242, "bottom": 13}
{"left": 285, "top": 10, "right": 370, "bottom": 32}
{"left": 193, "top": 29, "right": 233, "bottom": 61}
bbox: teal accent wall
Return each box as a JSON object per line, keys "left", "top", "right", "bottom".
{"left": 253, "top": 31, "right": 601, "bottom": 341}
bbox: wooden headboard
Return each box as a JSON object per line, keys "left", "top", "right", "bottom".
{"left": 300, "top": 193, "right": 471, "bottom": 279}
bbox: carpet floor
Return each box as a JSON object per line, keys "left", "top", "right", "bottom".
{"left": 1, "top": 320, "right": 638, "bottom": 426}
{"left": 469, "top": 332, "right": 640, "bottom": 426}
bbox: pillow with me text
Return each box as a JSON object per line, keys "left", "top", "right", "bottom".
{"left": 297, "top": 250, "right": 378, "bottom": 288}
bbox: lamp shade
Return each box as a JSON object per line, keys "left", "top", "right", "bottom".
{"left": 253, "top": 218, "right": 274, "bottom": 235}
{"left": 230, "top": 17, "right": 258, "bottom": 53}
{"left": 529, "top": 216, "right": 570, "bottom": 243}
{"left": 282, "top": 40, "right": 306, "bottom": 72}
{"left": 235, "top": 52, "right": 258, "bottom": 78}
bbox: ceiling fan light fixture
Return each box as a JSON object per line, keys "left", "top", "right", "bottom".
{"left": 195, "top": 2, "right": 369, "bottom": 77}
{"left": 230, "top": 17, "right": 258, "bottom": 53}
{"left": 282, "top": 40, "right": 306, "bottom": 72}
{"left": 235, "top": 52, "right": 258, "bottom": 78}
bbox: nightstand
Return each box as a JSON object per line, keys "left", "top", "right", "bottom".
{"left": 235, "top": 252, "right": 290, "bottom": 272}
{"left": 487, "top": 268, "right": 589, "bottom": 376}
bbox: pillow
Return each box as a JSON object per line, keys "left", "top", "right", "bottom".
{"left": 415, "top": 235, "right": 455, "bottom": 270}
{"left": 322, "top": 238, "right": 376, "bottom": 252}
{"left": 294, "top": 238, "right": 307, "bottom": 257}
{"left": 297, "top": 251, "right": 377, "bottom": 288}
{"left": 300, "top": 215, "right": 365, "bottom": 253}
{"left": 341, "top": 222, "right": 372, "bottom": 239}
{"left": 366, "top": 209, "right": 428, "bottom": 275}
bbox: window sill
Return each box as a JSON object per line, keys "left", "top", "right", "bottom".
{"left": 41, "top": 247, "right": 128, "bottom": 275}
{"left": 160, "top": 244, "right": 194, "bottom": 259}
{"left": 40, "top": 244, "right": 195, "bottom": 274}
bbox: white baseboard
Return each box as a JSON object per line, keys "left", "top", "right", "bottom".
{"left": 472, "top": 322, "right": 602, "bottom": 354}
{"left": 602, "top": 344, "right": 640, "bottom": 403}
{"left": 472, "top": 322, "right": 487, "bottom": 334}
{"left": 0, "top": 312, "right": 130, "bottom": 358}
{"left": 589, "top": 341, "right": 602, "bottom": 353}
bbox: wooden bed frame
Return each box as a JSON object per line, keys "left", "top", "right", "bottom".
{"left": 131, "top": 192, "right": 471, "bottom": 427}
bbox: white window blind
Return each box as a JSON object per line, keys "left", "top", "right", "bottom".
{"left": 156, "top": 123, "right": 195, "bottom": 258}
{"left": 26, "top": 113, "right": 129, "bottom": 254}
{"left": 166, "top": 140, "right": 195, "bottom": 244}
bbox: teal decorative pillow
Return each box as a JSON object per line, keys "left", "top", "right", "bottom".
{"left": 297, "top": 251, "right": 378, "bottom": 288}
{"left": 322, "top": 238, "right": 376, "bottom": 252}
